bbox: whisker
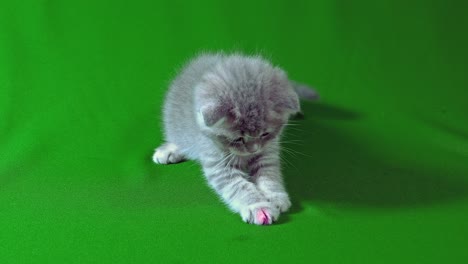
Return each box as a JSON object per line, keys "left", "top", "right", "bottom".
{"left": 283, "top": 123, "right": 301, "bottom": 126}
{"left": 279, "top": 154, "right": 298, "bottom": 171}
{"left": 281, "top": 147, "right": 299, "bottom": 159}
{"left": 211, "top": 152, "right": 233, "bottom": 171}
{"left": 283, "top": 127, "right": 304, "bottom": 132}
{"left": 281, "top": 146, "right": 314, "bottom": 158}
{"left": 280, "top": 140, "right": 304, "bottom": 143}
{"left": 279, "top": 142, "right": 303, "bottom": 147}
{"left": 278, "top": 140, "right": 304, "bottom": 145}
{"left": 226, "top": 153, "right": 234, "bottom": 169}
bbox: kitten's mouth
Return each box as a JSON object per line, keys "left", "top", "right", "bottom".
{"left": 229, "top": 148, "right": 260, "bottom": 157}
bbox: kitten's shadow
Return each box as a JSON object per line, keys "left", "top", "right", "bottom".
{"left": 280, "top": 102, "right": 468, "bottom": 222}
{"left": 291, "top": 102, "right": 361, "bottom": 121}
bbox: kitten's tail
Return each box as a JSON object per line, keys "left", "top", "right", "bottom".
{"left": 292, "top": 81, "right": 319, "bottom": 101}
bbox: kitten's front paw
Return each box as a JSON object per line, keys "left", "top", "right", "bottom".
{"left": 240, "top": 202, "right": 280, "bottom": 225}
{"left": 152, "top": 143, "right": 185, "bottom": 164}
{"left": 265, "top": 193, "right": 292, "bottom": 213}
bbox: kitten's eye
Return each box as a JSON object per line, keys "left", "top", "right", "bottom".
{"left": 261, "top": 132, "right": 270, "bottom": 138}
{"left": 232, "top": 137, "right": 244, "bottom": 144}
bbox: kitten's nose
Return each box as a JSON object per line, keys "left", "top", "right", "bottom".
{"left": 247, "top": 143, "right": 259, "bottom": 153}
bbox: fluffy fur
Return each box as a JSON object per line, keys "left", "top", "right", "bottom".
{"left": 153, "top": 52, "right": 316, "bottom": 225}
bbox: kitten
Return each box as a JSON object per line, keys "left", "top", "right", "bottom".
{"left": 152, "top": 53, "right": 317, "bottom": 225}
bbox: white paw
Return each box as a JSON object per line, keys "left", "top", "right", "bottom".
{"left": 265, "top": 193, "right": 292, "bottom": 213}
{"left": 239, "top": 202, "right": 280, "bottom": 225}
{"left": 152, "top": 143, "right": 184, "bottom": 164}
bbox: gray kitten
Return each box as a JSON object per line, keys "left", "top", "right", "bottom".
{"left": 153, "top": 53, "right": 317, "bottom": 225}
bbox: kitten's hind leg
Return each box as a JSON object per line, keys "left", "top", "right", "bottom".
{"left": 152, "top": 142, "right": 186, "bottom": 164}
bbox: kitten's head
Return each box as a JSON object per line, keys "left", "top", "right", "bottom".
{"left": 195, "top": 56, "right": 299, "bottom": 156}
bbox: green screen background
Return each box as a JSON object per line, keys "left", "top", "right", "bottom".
{"left": 1, "top": 0, "right": 467, "bottom": 263}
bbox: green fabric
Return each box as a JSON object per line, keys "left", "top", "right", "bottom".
{"left": 1, "top": 0, "right": 467, "bottom": 263}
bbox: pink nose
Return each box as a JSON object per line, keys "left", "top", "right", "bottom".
{"left": 247, "top": 144, "right": 259, "bottom": 153}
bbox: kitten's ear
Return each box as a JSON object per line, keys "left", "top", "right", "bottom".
{"left": 198, "top": 103, "right": 238, "bottom": 127}
{"left": 270, "top": 71, "right": 300, "bottom": 115}
{"left": 276, "top": 92, "right": 300, "bottom": 115}
{"left": 284, "top": 94, "right": 300, "bottom": 114}
{"left": 199, "top": 104, "right": 224, "bottom": 127}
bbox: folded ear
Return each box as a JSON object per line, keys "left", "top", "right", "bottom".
{"left": 198, "top": 102, "right": 239, "bottom": 127}
{"left": 275, "top": 91, "right": 300, "bottom": 115}
{"left": 269, "top": 70, "right": 300, "bottom": 115}
{"left": 282, "top": 93, "right": 300, "bottom": 114}
{"left": 198, "top": 104, "right": 226, "bottom": 127}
